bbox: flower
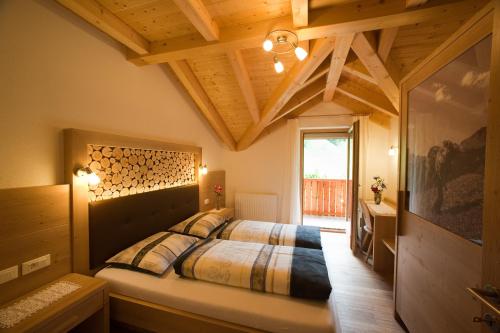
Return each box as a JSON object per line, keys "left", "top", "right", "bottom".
{"left": 371, "top": 177, "right": 386, "bottom": 193}
{"left": 214, "top": 184, "right": 223, "bottom": 196}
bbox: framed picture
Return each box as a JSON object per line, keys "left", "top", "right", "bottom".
{"left": 405, "top": 35, "right": 492, "bottom": 244}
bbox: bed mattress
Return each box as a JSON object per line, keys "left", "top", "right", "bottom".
{"left": 96, "top": 235, "right": 337, "bottom": 333}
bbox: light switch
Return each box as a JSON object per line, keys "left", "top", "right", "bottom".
{"left": 204, "top": 198, "right": 210, "bottom": 205}
{"left": 0, "top": 266, "right": 18, "bottom": 285}
{"left": 22, "top": 254, "right": 51, "bottom": 275}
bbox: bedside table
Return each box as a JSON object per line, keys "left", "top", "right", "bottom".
{"left": 0, "top": 273, "right": 109, "bottom": 333}
{"left": 210, "top": 207, "right": 235, "bottom": 222}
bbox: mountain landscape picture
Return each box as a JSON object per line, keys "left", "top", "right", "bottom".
{"left": 406, "top": 36, "right": 492, "bottom": 244}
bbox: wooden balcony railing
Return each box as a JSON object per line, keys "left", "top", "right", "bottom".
{"left": 303, "top": 179, "right": 351, "bottom": 217}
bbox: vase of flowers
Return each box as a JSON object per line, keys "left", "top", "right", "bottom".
{"left": 370, "top": 176, "right": 386, "bottom": 205}
{"left": 214, "top": 184, "right": 223, "bottom": 210}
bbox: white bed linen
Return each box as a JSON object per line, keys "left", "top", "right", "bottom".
{"left": 96, "top": 236, "right": 336, "bottom": 333}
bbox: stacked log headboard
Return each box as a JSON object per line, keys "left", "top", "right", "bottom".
{"left": 64, "top": 129, "right": 202, "bottom": 274}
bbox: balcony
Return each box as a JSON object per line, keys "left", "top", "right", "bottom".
{"left": 303, "top": 178, "right": 351, "bottom": 229}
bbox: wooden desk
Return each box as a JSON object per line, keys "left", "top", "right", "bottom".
{"left": 364, "top": 200, "right": 397, "bottom": 274}
{"left": 0, "top": 273, "right": 109, "bottom": 333}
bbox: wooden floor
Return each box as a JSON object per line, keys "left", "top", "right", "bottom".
{"left": 322, "top": 232, "right": 405, "bottom": 333}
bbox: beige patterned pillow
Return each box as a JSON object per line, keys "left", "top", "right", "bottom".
{"left": 106, "top": 232, "right": 198, "bottom": 275}
{"left": 169, "top": 212, "right": 225, "bottom": 238}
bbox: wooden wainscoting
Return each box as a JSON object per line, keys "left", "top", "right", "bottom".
{"left": 0, "top": 185, "right": 71, "bottom": 305}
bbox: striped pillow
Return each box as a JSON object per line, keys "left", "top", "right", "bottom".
{"left": 106, "top": 232, "right": 198, "bottom": 275}
{"left": 169, "top": 212, "right": 225, "bottom": 238}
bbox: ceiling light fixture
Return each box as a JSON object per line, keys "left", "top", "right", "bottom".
{"left": 262, "top": 29, "right": 308, "bottom": 73}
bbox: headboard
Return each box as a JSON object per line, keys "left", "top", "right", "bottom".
{"left": 64, "top": 128, "right": 202, "bottom": 274}
{"left": 88, "top": 185, "right": 199, "bottom": 270}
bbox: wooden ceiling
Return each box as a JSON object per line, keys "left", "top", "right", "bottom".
{"left": 56, "top": 0, "right": 487, "bottom": 150}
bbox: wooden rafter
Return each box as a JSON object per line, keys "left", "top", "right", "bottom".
{"left": 291, "top": 0, "right": 308, "bottom": 27}
{"left": 237, "top": 37, "right": 336, "bottom": 150}
{"left": 128, "top": 0, "right": 481, "bottom": 66}
{"left": 56, "top": 0, "right": 149, "bottom": 55}
{"left": 332, "top": 93, "right": 376, "bottom": 116}
{"left": 168, "top": 61, "right": 236, "bottom": 150}
{"left": 323, "top": 33, "right": 354, "bottom": 102}
{"left": 377, "top": 28, "right": 399, "bottom": 62}
{"left": 172, "top": 0, "right": 219, "bottom": 41}
{"left": 272, "top": 77, "right": 327, "bottom": 123}
{"left": 377, "top": 1, "right": 429, "bottom": 62}
{"left": 351, "top": 32, "right": 400, "bottom": 111}
{"left": 343, "top": 60, "right": 378, "bottom": 85}
{"left": 226, "top": 50, "right": 260, "bottom": 123}
{"left": 297, "top": 0, "right": 481, "bottom": 40}
{"left": 336, "top": 77, "right": 398, "bottom": 116}
{"left": 284, "top": 94, "right": 324, "bottom": 119}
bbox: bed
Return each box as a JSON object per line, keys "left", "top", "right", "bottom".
{"left": 89, "top": 185, "right": 338, "bottom": 333}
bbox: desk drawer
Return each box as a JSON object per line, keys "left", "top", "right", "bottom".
{"left": 34, "top": 291, "right": 103, "bottom": 333}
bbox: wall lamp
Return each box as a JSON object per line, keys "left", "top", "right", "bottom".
{"left": 199, "top": 164, "right": 208, "bottom": 176}
{"left": 75, "top": 167, "right": 100, "bottom": 186}
{"left": 388, "top": 146, "right": 398, "bottom": 156}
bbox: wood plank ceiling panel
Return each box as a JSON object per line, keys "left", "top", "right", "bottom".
{"left": 390, "top": 13, "right": 478, "bottom": 77}
{"left": 187, "top": 54, "right": 253, "bottom": 141}
{"left": 204, "top": 0, "right": 290, "bottom": 27}
{"left": 241, "top": 47, "right": 299, "bottom": 111}
{"left": 97, "top": 0, "right": 197, "bottom": 41}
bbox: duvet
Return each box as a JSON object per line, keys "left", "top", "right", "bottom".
{"left": 174, "top": 239, "right": 332, "bottom": 300}
{"left": 211, "top": 220, "right": 322, "bottom": 249}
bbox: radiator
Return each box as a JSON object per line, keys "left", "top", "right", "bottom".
{"left": 235, "top": 193, "right": 278, "bottom": 222}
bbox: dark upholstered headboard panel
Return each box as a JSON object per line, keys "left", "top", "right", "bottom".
{"left": 88, "top": 184, "right": 199, "bottom": 269}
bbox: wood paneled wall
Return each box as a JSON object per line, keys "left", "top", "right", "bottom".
{"left": 0, "top": 185, "right": 71, "bottom": 304}
{"left": 395, "top": 4, "right": 494, "bottom": 332}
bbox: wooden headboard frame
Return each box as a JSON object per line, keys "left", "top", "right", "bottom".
{"left": 0, "top": 185, "right": 71, "bottom": 304}
{"left": 64, "top": 129, "right": 202, "bottom": 274}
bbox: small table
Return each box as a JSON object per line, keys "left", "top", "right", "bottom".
{"left": 0, "top": 273, "right": 109, "bottom": 333}
{"left": 210, "top": 207, "right": 235, "bottom": 222}
{"left": 364, "top": 200, "right": 397, "bottom": 274}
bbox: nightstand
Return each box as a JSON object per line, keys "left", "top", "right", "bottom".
{"left": 0, "top": 273, "right": 109, "bottom": 333}
{"left": 210, "top": 207, "right": 235, "bottom": 222}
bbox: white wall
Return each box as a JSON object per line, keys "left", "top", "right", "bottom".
{"left": 223, "top": 101, "right": 354, "bottom": 222}
{"left": 0, "top": 1, "right": 225, "bottom": 189}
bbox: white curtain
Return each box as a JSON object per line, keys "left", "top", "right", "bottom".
{"left": 280, "top": 119, "right": 301, "bottom": 224}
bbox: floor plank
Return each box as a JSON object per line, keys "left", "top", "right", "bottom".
{"left": 322, "top": 232, "right": 405, "bottom": 333}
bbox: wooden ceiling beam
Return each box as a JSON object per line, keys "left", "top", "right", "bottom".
{"left": 237, "top": 37, "right": 336, "bottom": 150}
{"left": 351, "top": 32, "right": 400, "bottom": 111}
{"left": 128, "top": 0, "right": 481, "bottom": 66}
{"left": 171, "top": 0, "right": 219, "bottom": 41}
{"left": 336, "top": 77, "right": 398, "bottom": 116}
{"left": 291, "top": 0, "right": 309, "bottom": 28}
{"left": 377, "top": 28, "right": 399, "bottom": 63}
{"left": 56, "top": 0, "right": 150, "bottom": 55}
{"left": 128, "top": 16, "right": 290, "bottom": 65}
{"left": 377, "top": 1, "right": 428, "bottom": 62}
{"left": 298, "top": 0, "right": 481, "bottom": 40}
{"left": 323, "top": 33, "right": 354, "bottom": 102}
{"left": 169, "top": 61, "right": 236, "bottom": 150}
{"left": 272, "top": 77, "right": 327, "bottom": 123}
{"left": 227, "top": 50, "right": 260, "bottom": 123}
{"left": 285, "top": 94, "right": 324, "bottom": 119}
{"left": 332, "top": 92, "right": 376, "bottom": 116}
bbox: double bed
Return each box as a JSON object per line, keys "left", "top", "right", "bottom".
{"left": 88, "top": 184, "right": 338, "bottom": 333}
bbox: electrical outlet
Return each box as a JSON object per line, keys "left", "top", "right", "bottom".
{"left": 204, "top": 198, "right": 210, "bottom": 205}
{"left": 0, "top": 266, "right": 18, "bottom": 285}
{"left": 22, "top": 254, "right": 51, "bottom": 275}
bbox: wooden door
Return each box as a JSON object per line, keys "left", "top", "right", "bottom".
{"left": 396, "top": 3, "right": 499, "bottom": 332}
{"left": 348, "top": 121, "right": 360, "bottom": 251}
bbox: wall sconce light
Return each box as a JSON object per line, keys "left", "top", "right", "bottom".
{"left": 199, "top": 164, "right": 208, "bottom": 176}
{"left": 388, "top": 146, "right": 398, "bottom": 156}
{"left": 75, "top": 167, "right": 100, "bottom": 186}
